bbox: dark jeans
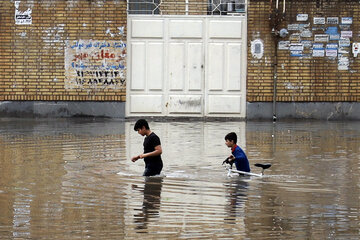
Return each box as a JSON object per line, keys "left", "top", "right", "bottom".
{"left": 143, "top": 165, "right": 163, "bottom": 176}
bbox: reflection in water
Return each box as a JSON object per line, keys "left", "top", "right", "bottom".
{"left": 224, "top": 178, "right": 248, "bottom": 224}
{"left": 133, "top": 177, "right": 163, "bottom": 231}
{"left": 0, "top": 119, "right": 359, "bottom": 239}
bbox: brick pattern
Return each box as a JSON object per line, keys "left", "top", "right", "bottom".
{"left": 0, "top": 0, "right": 127, "bottom": 102}
{"left": 247, "top": 0, "right": 360, "bottom": 102}
{"left": 160, "top": 0, "right": 208, "bottom": 15}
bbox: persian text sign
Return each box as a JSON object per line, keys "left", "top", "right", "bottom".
{"left": 15, "top": 1, "right": 32, "bottom": 25}
{"left": 65, "top": 40, "right": 127, "bottom": 90}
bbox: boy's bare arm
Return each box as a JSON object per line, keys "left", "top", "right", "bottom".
{"left": 132, "top": 145, "right": 162, "bottom": 162}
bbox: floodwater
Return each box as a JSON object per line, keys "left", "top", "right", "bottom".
{"left": 0, "top": 118, "right": 359, "bottom": 239}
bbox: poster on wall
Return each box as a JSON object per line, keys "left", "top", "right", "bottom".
{"left": 301, "top": 40, "right": 312, "bottom": 48}
{"left": 290, "top": 43, "right": 304, "bottom": 51}
{"left": 341, "top": 17, "right": 353, "bottom": 25}
{"left": 278, "top": 41, "right": 290, "bottom": 50}
{"left": 313, "top": 44, "right": 325, "bottom": 57}
{"left": 327, "top": 17, "right": 339, "bottom": 25}
{"left": 341, "top": 31, "right": 353, "bottom": 38}
{"left": 290, "top": 50, "right": 303, "bottom": 57}
{"left": 326, "top": 49, "right": 337, "bottom": 57}
{"left": 314, "top": 17, "right": 326, "bottom": 25}
{"left": 65, "top": 40, "right": 127, "bottom": 90}
{"left": 14, "top": 1, "right": 32, "bottom": 25}
{"left": 297, "top": 14, "right": 308, "bottom": 21}
{"left": 338, "top": 57, "right": 349, "bottom": 70}
{"left": 339, "top": 38, "right": 351, "bottom": 47}
{"left": 313, "top": 49, "right": 325, "bottom": 57}
{"left": 314, "top": 34, "right": 329, "bottom": 42}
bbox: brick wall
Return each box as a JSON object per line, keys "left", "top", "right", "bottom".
{"left": 247, "top": 0, "right": 360, "bottom": 102}
{"left": 160, "top": 0, "right": 208, "bottom": 15}
{"left": 0, "top": 0, "right": 127, "bottom": 102}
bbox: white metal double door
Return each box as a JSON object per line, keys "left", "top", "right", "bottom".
{"left": 126, "top": 15, "right": 247, "bottom": 118}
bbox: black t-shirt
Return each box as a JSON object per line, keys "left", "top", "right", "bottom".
{"left": 143, "top": 132, "right": 163, "bottom": 169}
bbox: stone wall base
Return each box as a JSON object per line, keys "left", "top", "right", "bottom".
{"left": 247, "top": 102, "right": 360, "bottom": 120}
{"left": 1, "top": 101, "right": 359, "bottom": 120}
{"left": 0, "top": 101, "right": 125, "bottom": 118}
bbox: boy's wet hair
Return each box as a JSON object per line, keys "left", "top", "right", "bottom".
{"left": 134, "top": 119, "right": 150, "bottom": 131}
{"left": 225, "top": 132, "right": 237, "bottom": 144}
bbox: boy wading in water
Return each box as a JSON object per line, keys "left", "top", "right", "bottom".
{"left": 224, "top": 132, "right": 250, "bottom": 173}
{"left": 131, "top": 119, "right": 163, "bottom": 176}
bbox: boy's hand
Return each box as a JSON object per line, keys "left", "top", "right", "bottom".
{"left": 131, "top": 155, "right": 141, "bottom": 162}
{"left": 222, "top": 156, "right": 234, "bottom": 165}
{"left": 222, "top": 158, "right": 230, "bottom": 165}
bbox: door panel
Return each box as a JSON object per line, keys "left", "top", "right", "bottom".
{"left": 227, "top": 43, "right": 242, "bottom": 91}
{"left": 168, "top": 43, "right": 185, "bottom": 91}
{"left": 130, "top": 42, "right": 146, "bottom": 90}
{"left": 208, "top": 95, "right": 242, "bottom": 114}
{"left": 169, "top": 20, "right": 203, "bottom": 39}
{"left": 147, "top": 42, "right": 164, "bottom": 90}
{"left": 188, "top": 43, "right": 202, "bottom": 91}
{"left": 130, "top": 95, "right": 163, "bottom": 113}
{"left": 168, "top": 95, "right": 202, "bottom": 114}
{"left": 208, "top": 43, "right": 224, "bottom": 91}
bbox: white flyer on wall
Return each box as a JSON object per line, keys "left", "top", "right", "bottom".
{"left": 326, "top": 49, "right": 337, "bottom": 57}
{"left": 341, "top": 17, "right": 353, "bottom": 25}
{"left": 297, "top": 14, "right": 308, "bottom": 21}
{"left": 14, "top": 1, "right": 32, "bottom": 25}
{"left": 313, "top": 49, "right": 325, "bottom": 57}
{"left": 314, "top": 17, "right": 326, "bottom": 25}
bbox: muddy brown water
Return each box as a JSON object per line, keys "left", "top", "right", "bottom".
{"left": 0, "top": 118, "right": 359, "bottom": 239}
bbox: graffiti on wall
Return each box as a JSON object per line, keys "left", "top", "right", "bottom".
{"left": 65, "top": 40, "right": 127, "bottom": 90}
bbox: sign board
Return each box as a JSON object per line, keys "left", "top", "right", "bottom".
{"left": 314, "top": 17, "right": 326, "bottom": 25}
{"left": 65, "top": 40, "right": 127, "bottom": 90}
{"left": 325, "top": 27, "right": 338, "bottom": 35}
{"left": 289, "top": 33, "right": 301, "bottom": 41}
{"left": 300, "top": 29, "right": 312, "bottom": 38}
{"left": 290, "top": 43, "right": 304, "bottom": 51}
{"left": 290, "top": 51, "right": 303, "bottom": 57}
{"left": 15, "top": 1, "right": 32, "bottom": 25}
{"left": 338, "top": 57, "right": 349, "bottom": 70}
{"left": 313, "top": 43, "right": 324, "bottom": 49}
{"left": 341, "top": 31, "right": 353, "bottom": 38}
{"left": 301, "top": 40, "right": 312, "bottom": 48}
{"left": 288, "top": 24, "right": 300, "bottom": 31}
{"left": 313, "top": 49, "right": 325, "bottom": 57}
{"left": 314, "top": 34, "right": 329, "bottom": 42}
{"left": 297, "top": 14, "right": 308, "bottom": 21}
{"left": 326, "top": 49, "right": 337, "bottom": 57}
{"left": 329, "top": 34, "right": 340, "bottom": 41}
{"left": 278, "top": 41, "right": 290, "bottom": 50}
{"left": 339, "top": 38, "right": 351, "bottom": 47}
{"left": 326, "top": 43, "right": 338, "bottom": 49}
{"left": 339, "top": 24, "right": 351, "bottom": 31}
{"left": 341, "top": 17, "right": 353, "bottom": 25}
{"left": 327, "top": 17, "right": 339, "bottom": 25}
{"left": 338, "top": 47, "right": 349, "bottom": 54}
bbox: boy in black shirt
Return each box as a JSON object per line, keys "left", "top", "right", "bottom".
{"left": 131, "top": 119, "right": 163, "bottom": 176}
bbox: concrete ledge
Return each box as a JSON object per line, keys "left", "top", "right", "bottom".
{"left": 247, "top": 102, "right": 360, "bottom": 120}
{"left": 0, "top": 101, "right": 125, "bottom": 118}
{"left": 1, "top": 101, "right": 359, "bottom": 120}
